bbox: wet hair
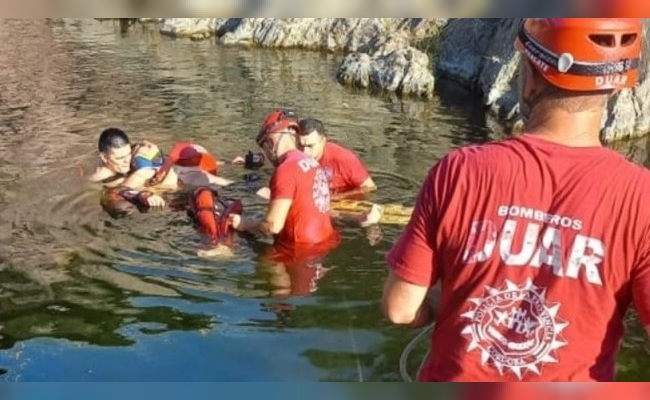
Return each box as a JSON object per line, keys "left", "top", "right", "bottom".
{"left": 98, "top": 128, "right": 130, "bottom": 153}
{"left": 298, "top": 118, "right": 326, "bottom": 137}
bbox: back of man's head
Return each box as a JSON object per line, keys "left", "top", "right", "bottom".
{"left": 515, "top": 18, "right": 643, "bottom": 113}
{"left": 98, "top": 128, "right": 130, "bottom": 153}
{"left": 299, "top": 118, "right": 327, "bottom": 137}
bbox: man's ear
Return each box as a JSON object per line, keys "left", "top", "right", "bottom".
{"left": 522, "top": 61, "right": 541, "bottom": 99}
{"left": 99, "top": 152, "right": 108, "bottom": 165}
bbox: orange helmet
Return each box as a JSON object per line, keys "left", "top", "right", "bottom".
{"left": 256, "top": 109, "right": 300, "bottom": 147}
{"left": 515, "top": 18, "right": 642, "bottom": 91}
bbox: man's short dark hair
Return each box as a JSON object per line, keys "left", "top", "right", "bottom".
{"left": 299, "top": 118, "right": 326, "bottom": 136}
{"left": 98, "top": 128, "right": 130, "bottom": 153}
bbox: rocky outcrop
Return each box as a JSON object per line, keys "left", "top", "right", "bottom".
{"left": 160, "top": 18, "right": 446, "bottom": 53}
{"left": 160, "top": 18, "right": 223, "bottom": 40}
{"left": 336, "top": 31, "right": 435, "bottom": 97}
{"left": 155, "top": 18, "right": 444, "bottom": 98}
{"left": 148, "top": 18, "right": 650, "bottom": 141}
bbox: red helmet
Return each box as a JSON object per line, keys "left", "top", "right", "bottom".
{"left": 515, "top": 18, "right": 642, "bottom": 91}
{"left": 256, "top": 110, "right": 300, "bottom": 147}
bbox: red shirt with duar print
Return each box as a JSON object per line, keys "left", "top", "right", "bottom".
{"left": 386, "top": 134, "right": 650, "bottom": 382}
{"left": 270, "top": 149, "right": 338, "bottom": 246}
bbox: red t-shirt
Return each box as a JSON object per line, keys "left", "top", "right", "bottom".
{"left": 319, "top": 141, "right": 370, "bottom": 194}
{"left": 270, "top": 149, "right": 338, "bottom": 245}
{"left": 387, "top": 134, "right": 650, "bottom": 382}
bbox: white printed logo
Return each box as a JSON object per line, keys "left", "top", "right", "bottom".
{"left": 323, "top": 166, "right": 334, "bottom": 181}
{"left": 461, "top": 279, "right": 568, "bottom": 380}
{"left": 595, "top": 74, "right": 628, "bottom": 87}
{"left": 312, "top": 167, "right": 330, "bottom": 213}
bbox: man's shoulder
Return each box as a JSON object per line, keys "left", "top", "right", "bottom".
{"left": 325, "top": 141, "right": 360, "bottom": 160}
{"left": 424, "top": 138, "right": 533, "bottom": 185}
{"left": 275, "top": 151, "right": 306, "bottom": 173}
{"left": 88, "top": 165, "right": 120, "bottom": 183}
{"left": 434, "top": 140, "right": 507, "bottom": 168}
{"left": 615, "top": 155, "right": 650, "bottom": 191}
{"left": 436, "top": 134, "right": 582, "bottom": 168}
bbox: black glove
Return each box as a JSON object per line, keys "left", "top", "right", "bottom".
{"left": 244, "top": 151, "right": 265, "bottom": 169}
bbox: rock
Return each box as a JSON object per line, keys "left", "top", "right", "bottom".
{"left": 436, "top": 19, "right": 502, "bottom": 90}
{"left": 476, "top": 19, "right": 521, "bottom": 121}
{"left": 337, "top": 53, "right": 372, "bottom": 89}
{"left": 337, "top": 32, "right": 435, "bottom": 97}
{"left": 216, "top": 18, "right": 396, "bottom": 52}
{"left": 160, "top": 18, "right": 446, "bottom": 52}
{"left": 160, "top": 18, "right": 220, "bottom": 40}
{"left": 602, "top": 27, "right": 650, "bottom": 141}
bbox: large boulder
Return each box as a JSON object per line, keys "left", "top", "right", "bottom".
{"left": 337, "top": 32, "right": 435, "bottom": 98}
{"left": 160, "top": 18, "right": 224, "bottom": 40}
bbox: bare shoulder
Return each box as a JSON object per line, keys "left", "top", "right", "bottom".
{"left": 121, "top": 167, "right": 158, "bottom": 189}
{"left": 87, "top": 164, "right": 116, "bottom": 183}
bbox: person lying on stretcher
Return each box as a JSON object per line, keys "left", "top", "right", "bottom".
{"left": 101, "top": 185, "right": 243, "bottom": 257}
{"left": 88, "top": 127, "right": 234, "bottom": 207}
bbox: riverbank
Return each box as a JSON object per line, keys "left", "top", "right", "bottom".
{"left": 126, "top": 18, "right": 650, "bottom": 142}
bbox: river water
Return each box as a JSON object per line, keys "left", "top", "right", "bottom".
{"left": 0, "top": 18, "right": 647, "bottom": 382}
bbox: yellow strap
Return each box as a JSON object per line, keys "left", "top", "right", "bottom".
{"left": 331, "top": 199, "right": 414, "bottom": 225}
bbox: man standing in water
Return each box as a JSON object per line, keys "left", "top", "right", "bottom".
{"left": 297, "top": 118, "right": 377, "bottom": 199}
{"left": 231, "top": 110, "right": 340, "bottom": 295}
{"left": 231, "top": 109, "right": 338, "bottom": 247}
{"left": 244, "top": 117, "right": 383, "bottom": 227}
{"left": 382, "top": 18, "right": 650, "bottom": 381}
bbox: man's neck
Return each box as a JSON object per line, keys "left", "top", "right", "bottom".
{"left": 525, "top": 107, "right": 604, "bottom": 147}
{"left": 275, "top": 143, "right": 297, "bottom": 161}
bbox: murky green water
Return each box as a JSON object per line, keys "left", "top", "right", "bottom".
{"left": 0, "top": 18, "right": 647, "bottom": 381}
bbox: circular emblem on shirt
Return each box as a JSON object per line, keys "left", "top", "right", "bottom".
{"left": 460, "top": 279, "right": 569, "bottom": 380}
{"left": 323, "top": 166, "right": 334, "bottom": 181}
{"left": 312, "top": 167, "right": 330, "bottom": 213}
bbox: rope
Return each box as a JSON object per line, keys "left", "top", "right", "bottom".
{"left": 399, "top": 322, "right": 435, "bottom": 382}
